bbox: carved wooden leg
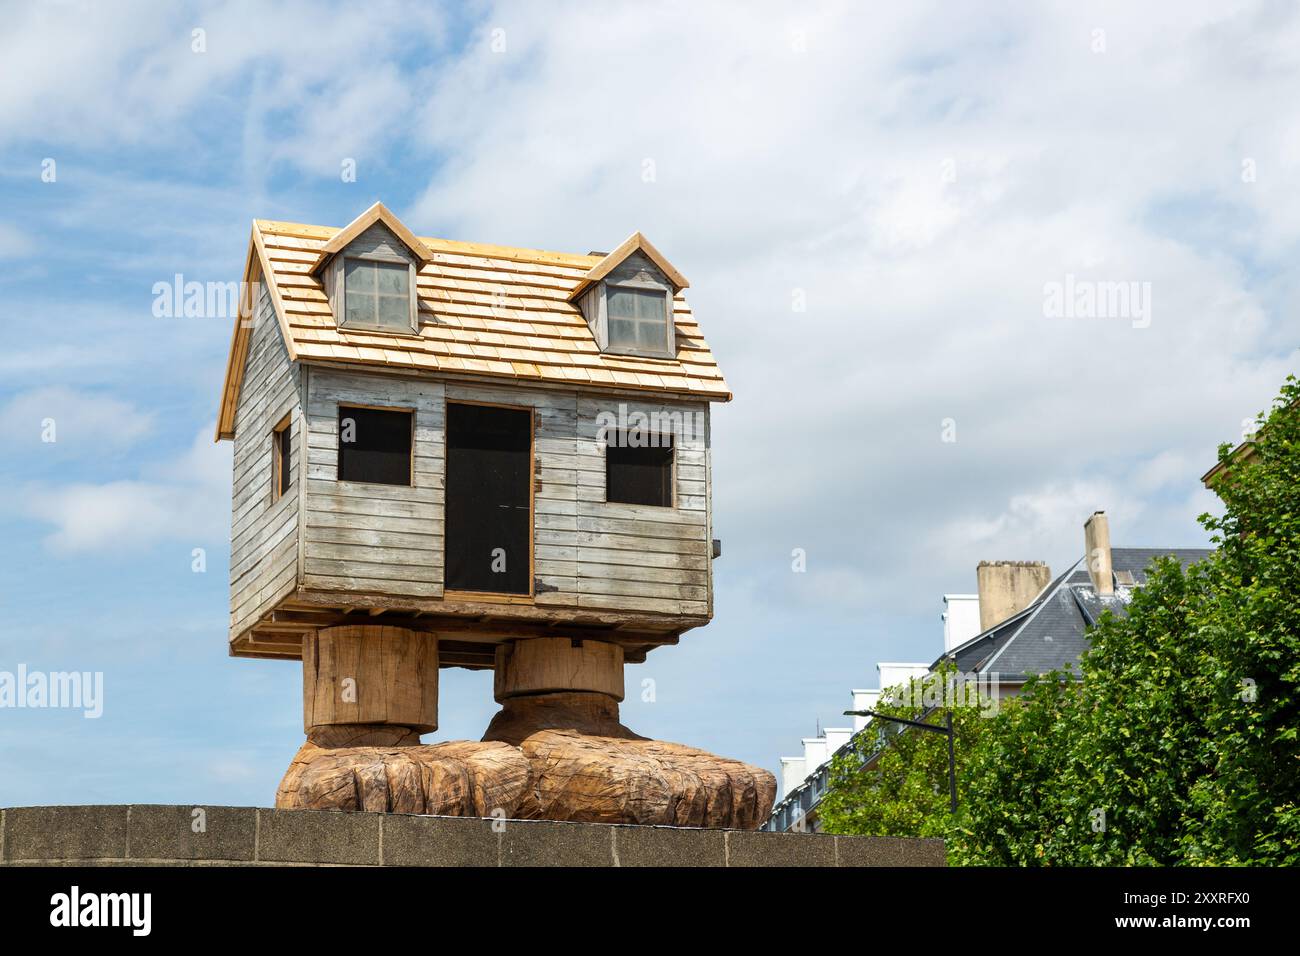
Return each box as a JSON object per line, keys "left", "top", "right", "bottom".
{"left": 484, "top": 638, "right": 777, "bottom": 829}
{"left": 276, "top": 626, "right": 529, "bottom": 814}
{"left": 276, "top": 629, "right": 777, "bottom": 827}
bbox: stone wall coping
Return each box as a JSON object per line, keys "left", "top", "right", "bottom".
{"left": 0, "top": 805, "right": 946, "bottom": 867}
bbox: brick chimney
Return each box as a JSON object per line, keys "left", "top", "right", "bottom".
{"left": 1084, "top": 511, "right": 1113, "bottom": 596}
{"left": 976, "top": 560, "right": 1052, "bottom": 632}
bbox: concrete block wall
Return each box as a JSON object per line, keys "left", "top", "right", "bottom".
{"left": 0, "top": 806, "right": 947, "bottom": 867}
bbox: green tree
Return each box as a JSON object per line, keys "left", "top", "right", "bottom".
{"left": 825, "top": 375, "right": 1300, "bottom": 865}
{"left": 819, "top": 664, "right": 993, "bottom": 839}
{"left": 959, "top": 375, "right": 1300, "bottom": 865}
{"left": 947, "top": 673, "right": 1084, "bottom": 865}
{"left": 1177, "top": 375, "right": 1300, "bottom": 863}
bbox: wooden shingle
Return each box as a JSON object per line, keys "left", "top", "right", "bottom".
{"left": 217, "top": 216, "right": 730, "bottom": 439}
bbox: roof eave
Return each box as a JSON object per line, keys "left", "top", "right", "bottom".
{"left": 214, "top": 227, "right": 261, "bottom": 442}
{"left": 293, "top": 354, "right": 733, "bottom": 404}
{"left": 215, "top": 223, "right": 299, "bottom": 441}
{"left": 1202, "top": 439, "right": 1260, "bottom": 487}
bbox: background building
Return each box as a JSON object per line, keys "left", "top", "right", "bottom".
{"left": 765, "top": 511, "right": 1213, "bottom": 832}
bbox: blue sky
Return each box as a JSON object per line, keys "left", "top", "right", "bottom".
{"left": 1, "top": 0, "right": 1297, "bottom": 807}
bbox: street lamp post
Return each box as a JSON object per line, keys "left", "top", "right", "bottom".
{"left": 843, "top": 708, "right": 957, "bottom": 813}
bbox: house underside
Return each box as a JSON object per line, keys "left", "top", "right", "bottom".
{"left": 233, "top": 588, "right": 703, "bottom": 667}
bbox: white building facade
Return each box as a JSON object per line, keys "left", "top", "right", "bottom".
{"left": 766, "top": 596, "right": 982, "bottom": 831}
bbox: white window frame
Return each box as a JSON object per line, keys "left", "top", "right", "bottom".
{"left": 334, "top": 252, "right": 419, "bottom": 335}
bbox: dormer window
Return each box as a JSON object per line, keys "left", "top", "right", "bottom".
{"left": 607, "top": 285, "right": 671, "bottom": 354}
{"left": 569, "top": 232, "right": 689, "bottom": 360}
{"left": 343, "top": 257, "right": 413, "bottom": 332}
{"left": 308, "top": 202, "right": 434, "bottom": 337}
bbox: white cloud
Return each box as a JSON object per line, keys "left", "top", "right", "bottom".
{"left": 0, "top": 222, "right": 30, "bottom": 258}
{"left": 933, "top": 479, "right": 1141, "bottom": 563}
{"left": 398, "top": 1, "right": 1295, "bottom": 619}
{"left": 1131, "top": 451, "right": 1194, "bottom": 492}
{"left": 24, "top": 426, "right": 230, "bottom": 554}
{"left": 0, "top": 1, "right": 446, "bottom": 166}
{"left": 205, "top": 756, "right": 261, "bottom": 784}
{"left": 0, "top": 387, "right": 153, "bottom": 452}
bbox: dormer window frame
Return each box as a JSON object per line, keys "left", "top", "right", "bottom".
{"left": 601, "top": 279, "right": 674, "bottom": 359}
{"left": 330, "top": 248, "right": 420, "bottom": 337}
{"left": 570, "top": 233, "right": 687, "bottom": 361}
{"left": 578, "top": 276, "right": 678, "bottom": 361}
{"left": 310, "top": 204, "right": 431, "bottom": 338}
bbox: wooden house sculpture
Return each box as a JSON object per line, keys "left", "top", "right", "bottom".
{"left": 216, "top": 203, "right": 776, "bottom": 827}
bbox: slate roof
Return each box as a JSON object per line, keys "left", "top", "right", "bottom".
{"left": 938, "top": 547, "right": 1213, "bottom": 681}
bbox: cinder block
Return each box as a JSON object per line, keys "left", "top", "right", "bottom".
{"left": 614, "top": 825, "right": 725, "bottom": 867}
{"left": 381, "top": 814, "right": 500, "bottom": 866}
{"left": 499, "top": 818, "right": 613, "bottom": 867}
{"left": 834, "top": 835, "right": 947, "bottom": 867}
{"left": 256, "top": 808, "right": 381, "bottom": 865}
{"left": 4, "top": 806, "right": 128, "bottom": 862}
{"left": 128, "top": 805, "right": 257, "bottom": 862}
{"left": 725, "top": 829, "right": 837, "bottom": 867}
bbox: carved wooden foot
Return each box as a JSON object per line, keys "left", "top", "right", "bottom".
{"left": 482, "top": 692, "right": 777, "bottom": 829}
{"left": 275, "top": 724, "right": 531, "bottom": 815}
{"left": 279, "top": 632, "right": 775, "bottom": 828}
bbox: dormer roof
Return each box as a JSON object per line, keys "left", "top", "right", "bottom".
{"left": 567, "top": 231, "right": 689, "bottom": 301}
{"left": 307, "top": 201, "right": 435, "bottom": 275}
{"left": 216, "top": 209, "right": 730, "bottom": 440}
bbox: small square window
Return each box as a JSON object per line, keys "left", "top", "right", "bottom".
{"left": 606, "top": 431, "right": 673, "bottom": 507}
{"left": 338, "top": 406, "right": 412, "bottom": 485}
{"left": 272, "top": 416, "right": 292, "bottom": 501}
{"left": 606, "top": 285, "right": 670, "bottom": 355}
{"left": 342, "top": 258, "right": 412, "bottom": 332}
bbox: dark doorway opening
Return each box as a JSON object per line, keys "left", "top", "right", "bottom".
{"left": 445, "top": 402, "right": 532, "bottom": 595}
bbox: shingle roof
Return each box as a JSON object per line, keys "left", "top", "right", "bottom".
{"left": 939, "top": 547, "right": 1213, "bottom": 681}
{"left": 217, "top": 209, "right": 731, "bottom": 439}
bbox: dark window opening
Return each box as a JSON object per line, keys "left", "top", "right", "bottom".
{"left": 445, "top": 403, "right": 532, "bottom": 595}
{"left": 272, "top": 418, "right": 292, "bottom": 501}
{"left": 606, "top": 432, "right": 673, "bottom": 507}
{"left": 337, "top": 406, "right": 412, "bottom": 485}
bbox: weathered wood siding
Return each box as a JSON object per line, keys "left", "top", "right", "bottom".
{"left": 576, "top": 283, "right": 606, "bottom": 350}
{"left": 536, "top": 387, "right": 710, "bottom": 617}
{"left": 301, "top": 368, "right": 446, "bottom": 597}
{"left": 298, "top": 369, "right": 712, "bottom": 619}
{"left": 230, "top": 287, "right": 302, "bottom": 639}
{"left": 606, "top": 250, "right": 671, "bottom": 290}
